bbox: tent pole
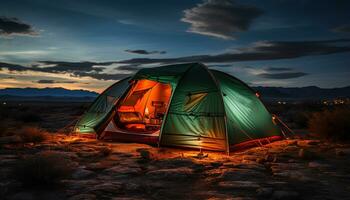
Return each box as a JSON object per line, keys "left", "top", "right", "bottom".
{"left": 204, "top": 64, "right": 230, "bottom": 155}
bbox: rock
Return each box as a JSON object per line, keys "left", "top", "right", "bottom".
{"left": 0, "top": 135, "right": 22, "bottom": 144}
{"left": 64, "top": 179, "right": 100, "bottom": 191}
{"left": 124, "top": 182, "right": 140, "bottom": 192}
{"left": 104, "top": 166, "right": 141, "bottom": 175}
{"left": 88, "top": 182, "right": 123, "bottom": 195}
{"left": 218, "top": 181, "right": 260, "bottom": 189}
{"left": 86, "top": 162, "right": 113, "bottom": 171}
{"left": 256, "top": 187, "right": 274, "bottom": 197}
{"left": 308, "top": 161, "right": 331, "bottom": 169}
{"left": 72, "top": 169, "right": 94, "bottom": 179}
{"left": 335, "top": 148, "right": 350, "bottom": 156}
{"left": 273, "top": 171, "right": 313, "bottom": 182}
{"left": 78, "top": 151, "right": 99, "bottom": 158}
{"left": 147, "top": 167, "right": 193, "bottom": 180}
{"left": 272, "top": 190, "right": 299, "bottom": 200}
{"left": 220, "top": 168, "right": 265, "bottom": 181}
{"left": 68, "top": 194, "right": 97, "bottom": 200}
{"left": 43, "top": 150, "right": 78, "bottom": 159}
{"left": 155, "top": 158, "right": 194, "bottom": 168}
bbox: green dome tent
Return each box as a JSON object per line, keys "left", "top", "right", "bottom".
{"left": 75, "top": 63, "right": 282, "bottom": 152}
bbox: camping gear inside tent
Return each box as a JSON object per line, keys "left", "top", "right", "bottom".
{"left": 75, "top": 63, "right": 283, "bottom": 152}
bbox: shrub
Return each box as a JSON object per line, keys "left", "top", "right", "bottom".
{"left": 17, "top": 126, "right": 48, "bottom": 143}
{"left": 12, "top": 152, "right": 73, "bottom": 187}
{"left": 308, "top": 107, "right": 350, "bottom": 141}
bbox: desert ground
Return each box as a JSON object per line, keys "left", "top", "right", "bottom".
{"left": 1, "top": 101, "right": 350, "bottom": 200}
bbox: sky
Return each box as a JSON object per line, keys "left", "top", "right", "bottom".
{"left": 0, "top": 0, "right": 349, "bottom": 93}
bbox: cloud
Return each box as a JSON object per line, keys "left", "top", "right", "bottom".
{"left": 181, "top": 0, "right": 263, "bottom": 40}
{"left": 332, "top": 24, "right": 350, "bottom": 33}
{"left": 1, "top": 39, "right": 349, "bottom": 81}
{"left": 0, "top": 17, "right": 38, "bottom": 37}
{"left": 125, "top": 49, "right": 166, "bottom": 55}
{"left": 265, "top": 67, "right": 293, "bottom": 71}
{"left": 257, "top": 72, "right": 308, "bottom": 79}
{"left": 0, "top": 50, "right": 48, "bottom": 56}
{"left": 0, "top": 61, "right": 133, "bottom": 81}
{"left": 36, "top": 79, "right": 77, "bottom": 84}
{"left": 117, "top": 39, "right": 350, "bottom": 64}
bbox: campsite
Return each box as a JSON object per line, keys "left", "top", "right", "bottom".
{"left": 1, "top": 64, "right": 350, "bottom": 199}
{"left": 1, "top": 0, "right": 350, "bottom": 199}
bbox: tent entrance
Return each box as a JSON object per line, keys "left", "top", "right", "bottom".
{"left": 114, "top": 79, "right": 172, "bottom": 134}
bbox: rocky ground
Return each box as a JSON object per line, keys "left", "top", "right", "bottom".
{"left": 1, "top": 134, "right": 350, "bottom": 200}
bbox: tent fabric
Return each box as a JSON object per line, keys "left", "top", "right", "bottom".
{"left": 210, "top": 70, "right": 281, "bottom": 145}
{"left": 75, "top": 63, "right": 282, "bottom": 151}
{"left": 74, "top": 77, "right": 131, "bottom": 133}
{"left": 160, "top": 64, "right": 227, "bottom": 151}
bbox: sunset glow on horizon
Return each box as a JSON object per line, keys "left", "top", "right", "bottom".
{"left": 1, "top": 0, "right": 350, "bottom": 92}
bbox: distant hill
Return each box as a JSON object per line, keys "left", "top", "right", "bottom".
{"left": 0, "top": 86, "right": 350, "bottom": 102}
{"left": 253, "top": 86, "right": 350, "bottom": 101}
{"left": 0, "top": 87, "right": 98, "bottom": 97}
{"left": 0, "top": 87, "right": 98, "bottom": 102}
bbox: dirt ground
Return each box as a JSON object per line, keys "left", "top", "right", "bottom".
{"left": 1, "top": 101, "right": 350, "bottom": 200}
{"left": 1, "top": 135, "right": 350, "bottom": 200}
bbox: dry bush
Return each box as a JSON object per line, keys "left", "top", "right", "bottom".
{"left": 308, "top": 107, "right": 350, "bottom": 141}
{"left": 17, "top": 126, "right": 48, "bottom": 143}
{"left": 12, "top": 152, "right": 74, "bottom": 187}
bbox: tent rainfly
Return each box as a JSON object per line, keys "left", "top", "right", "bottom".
{"left": 74, "top": 63, "right": 283, "bottom": 152}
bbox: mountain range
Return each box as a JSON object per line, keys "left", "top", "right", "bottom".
{"left": 0, "top": 86, "right": 349, "bottom": 102}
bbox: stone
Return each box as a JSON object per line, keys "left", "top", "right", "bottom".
{"left": 273, "top": 171, "right": 314, "bottom": 182}
{"left": 147, "top": 167, "right": 193, "bottom": 180}
{"left": 218, "top": 181, "right": 260, "bottom": 189}
{"left": 72, "top": 169, "right": 94, "bottom": 179}
{"left": 155, "top": 158, "right": 194, "bottom": 168}
{"left": 104, "top": 166, "right": 141, "bottom": 175}
{"left": 38, "top": 150, "right": 78, "bottom": 160}
{"left": 88, "top": 182, "right": 124, "bottom": 195}
{"left": 272, "top": 190, "right": 299, "bottom": 200}
{"left": 78, "top": 151, "right": 99, "bottom": 158}
{"left": 68, "top": 194, "right": 97, "bottom": 200}
{"left": 220, "top": 168, "right": 265, "bottom": 181}
{"left": 308, "top": 161, "right": 331, "bottom": 169}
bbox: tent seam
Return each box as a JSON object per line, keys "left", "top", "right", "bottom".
{"left": 203, "top": 64, "right": 230, "bottom": 154}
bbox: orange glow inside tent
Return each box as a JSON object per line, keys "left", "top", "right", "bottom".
{"left": 115, "top": 79, "right": 172, "bottom": 133}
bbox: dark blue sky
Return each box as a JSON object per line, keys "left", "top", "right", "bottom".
{"left": 0, "top": 0, "right": 349, "bottom": 92}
